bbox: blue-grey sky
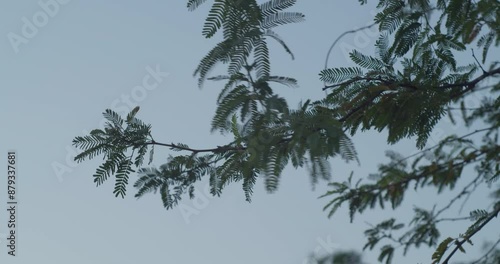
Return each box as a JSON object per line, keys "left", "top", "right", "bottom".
{"left": 1, "top": 1, "right": 498, "bottom": 263}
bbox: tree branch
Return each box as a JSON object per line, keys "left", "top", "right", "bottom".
{"left": 338, "top": 91, "right": 384, "bottom": 122}
{"left": 374, "top": 127, "right": 495, "bottom": 178}
{"left": 323, "top": 21, "right": 378, "bottom": 87}
{"left": 441, "top": 206, "right": 500, "bottom": 264}
{"left": 143, "top": 140, "right": 245, "bottom": 154}
{"left": 435, "top": 175, "right": 483, "bottom": 221}
{"left": 322, "top": 67, "right": 500, "bottom": 123}
{"left": 448, "top": 67, "right": 500, "bottom": 98}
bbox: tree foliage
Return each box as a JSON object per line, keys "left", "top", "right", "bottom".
{"left": 307, "top": 250, "right": 366, "bottom": 264}
{"left": 73, "top": 0, "right": 500, "bottom": 263}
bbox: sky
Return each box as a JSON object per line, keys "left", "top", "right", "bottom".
{"left": 0, "top": 1, "right": 498, "bottom": 264}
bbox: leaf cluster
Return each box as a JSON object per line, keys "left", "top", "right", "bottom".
{"left": 73, "top": 107, "right": 153, "bottom": 198}
{"left": 73, "top": 1, "right": 500, "bottom": 263}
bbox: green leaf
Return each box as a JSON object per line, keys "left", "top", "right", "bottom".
{"left": 432, "top": 237, "right": 453, "bottom": 264}
{"left": 127, "top": 106, "right": 140, "bottom": 123}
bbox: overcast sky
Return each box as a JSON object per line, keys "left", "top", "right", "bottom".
{"left": 0, "top": 1, "right": 498, "bottom": 264}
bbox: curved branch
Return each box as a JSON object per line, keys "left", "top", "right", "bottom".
{"left": 144, "top": 140, "right": 245, "bottom": 154}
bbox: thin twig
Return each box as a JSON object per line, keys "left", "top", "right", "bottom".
{"left": 380, "top": 127, "right": 494, "bottom": 172}
{"left": 144, "top": 140, "right": 245, "bottom": 154}
{"left": 446, "top": 107, "right": 483, "bottom": 111}
{"left": 436, "top": 216, "right": 472, "bottom": 222}
{"left": 472, "top": 49, "right": 487, "bottom": 74}
{"left": 435, "top": 175, "right": 481, "bottom": 219}
{"left": 458, "top": 179, "right": 483, "bottom": 214}
{"left": 323, "top": 22, "right": 378, "bottom": 89}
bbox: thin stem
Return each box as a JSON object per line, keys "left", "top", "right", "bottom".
{"left": 472, "top": 49, "right": 487, "bottom": 74}
{"left": 436, "top": 216, "right": 471, "bottom": 222}
{"left": 434, "top": 175, "right": 481, "bottom": 219}
{"left": 144, "top": 140, "right": 245, "bottom": 154}
{"left": 378, "top": 127, "right": 494, "bottom": 174}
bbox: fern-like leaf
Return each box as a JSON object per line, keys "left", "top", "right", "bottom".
{"left": 350, "top": 50, "right": 387, "bottom": 70}
{"left": 267, "top": 75, "right": 298, "bottom": 88}
{"left": 187, "top": 0, "right": 208, "bottom": 11}
{"left": 254, "top": 38, "right": 271, "bottom": 79}
{"left": 263, "top": 29, "right": 295, "bottom": 59}
{"left": 93, "top": 152, "right": 126, "bottom": 186}
{"left": 103, "top": 109, "right": 124, "bottom": 129}
{"left": 203, "top": 0, "right": 227, "bottom": 38}
{"left": 319, "top": 67, "right": 363, "bottom": 84}
{"left": 260, "top": 0, "right": 297, "bottom": 17}
{"left": 113, "top": 158, "right": 134, "bottom": 198}
{"left": 261, "top": 12, "right": 305, "bottom": 29}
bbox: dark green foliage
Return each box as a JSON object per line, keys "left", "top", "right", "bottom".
{"left": 318, "top": 0, "right": 499, "bottom": 262}
{"left": 260, "top": 0, "right": 297, "bottom": 17}
{"left": 331, "top": 251, "right": 364, "bottom": 264}
{"left": 190, "top": 0, "right": 303, "bottom": 88}
{"left": 261, "top": 12, "right": 305, "bottom": 29}
{"left": 73, "top": 108, "right": 152, "bottom": 198}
